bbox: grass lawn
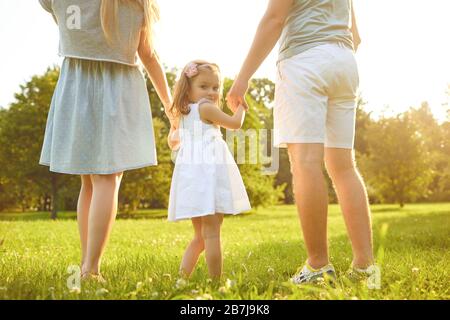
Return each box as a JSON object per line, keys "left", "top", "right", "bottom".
{"left": 0, "top": 203, "right": 448, "bottom": 300}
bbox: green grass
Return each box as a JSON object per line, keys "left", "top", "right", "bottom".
{"left": 0, "top": 203, "right": 449, "bottom": 300}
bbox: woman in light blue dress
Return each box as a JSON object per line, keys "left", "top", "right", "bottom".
{"left": 39, "top": 0, "right": 174, "bottom": 281}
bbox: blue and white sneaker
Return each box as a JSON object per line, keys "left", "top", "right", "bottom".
{"left": 346, "top": 262, "right": 379, "bottom": 281}
{"left": 290, "top": 261, "right": 336, "bottom": 285}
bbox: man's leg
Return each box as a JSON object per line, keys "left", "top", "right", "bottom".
{"left": 324, "top": 148, "right": 374, "bottom": 268}
{"left": 287, "top": 143, "right": 329, "bottom": 269}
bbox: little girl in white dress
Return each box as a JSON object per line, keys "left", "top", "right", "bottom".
{"left": 167, "top": 60, "right": 251, "bottom": 279}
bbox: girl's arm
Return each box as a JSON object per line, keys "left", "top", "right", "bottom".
{"left": 227, "top": 0, "right": 293, "bottom": 112}
{"left": 351, "top": 0, "right": 361, "bottom": 52}
{"left": 137, "top": 30, "right": 176, "bottom": 127}
{"left": 199, "top": 103, "right": 246, "bottom": 130}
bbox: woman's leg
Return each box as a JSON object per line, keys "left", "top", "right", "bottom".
{"left": 83, "top": 172, "right": 123, "bottom": 276}
{"left": 180, "top": 217, "right": 205, "bottom": 277}
{"left": 287, "top": 143, "right": 330, "bottom": 269}
{"left": 324, "top": 148, "right": 374, "bottom": 268}
{"left": 77, "top": 175, "right": 93, "bottom": 270}
{"left": 201, "top": 214, "right": 224, "bottom": 279}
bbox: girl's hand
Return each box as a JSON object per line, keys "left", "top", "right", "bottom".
{"left": 167, "top": 126, "right": 180, "bottom": 151}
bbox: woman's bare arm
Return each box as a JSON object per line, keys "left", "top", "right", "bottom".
{"left": 137, "top": 30, "right": 175, "bottom": 126}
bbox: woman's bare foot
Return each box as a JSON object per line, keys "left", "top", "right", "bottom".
{"left": 81, "top": 271, "right": 106, "bottom": 284}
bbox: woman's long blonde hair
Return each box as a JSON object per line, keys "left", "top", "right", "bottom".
{"left": 170, "top": 60, "right": 222, "bottom": 118}
{"left": 101, "top": 0, "right": 160, "bottom": 47}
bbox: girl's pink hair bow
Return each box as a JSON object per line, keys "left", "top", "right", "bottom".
{"left": 184, "top": 62, "right": 199, "bottom": 78}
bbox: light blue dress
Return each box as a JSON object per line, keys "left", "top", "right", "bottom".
{"left": 38, "top": 0, "right": 157, "bottom": 174}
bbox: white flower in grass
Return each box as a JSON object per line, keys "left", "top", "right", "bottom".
{"left": 267, "top": 267, "right": 275, "bottom": 274}
{"left": 225, "top": 279, "right": 236, "bottom": 289}
{"left": 411, "top": 267, "right": 420, "bottom": 273}
{"left": 96, "top": 288, "right": 109, "bottom": 296}
{"left": 69, "top": 287, "right": 81, "bottom": 294}
{"left": 218, "top": 286, "right": 227, "bottom": 294}
{"left": 319, "top": 292, "right": 327, "bottom": 299}
{"left": 195, "top": 293, "right": 213, "bottom": 300}
{"left": 136, "top": 282, "right": 144, "bottom": 290}
{"left": 175, "top": 278, "right": 187, "bottom": 289}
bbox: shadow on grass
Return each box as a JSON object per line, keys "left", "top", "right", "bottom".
{"left": 0, "top": 209, "right": 260, "bottom": 222}
{"left": 0, "top": 210, "right": 169, "bottom": 221}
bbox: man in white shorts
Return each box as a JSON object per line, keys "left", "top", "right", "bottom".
{"left": 227, "top": 0, "right": 376, "bottom": 284}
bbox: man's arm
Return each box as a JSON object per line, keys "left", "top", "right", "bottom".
{"left": 351, "top": 1, "right": 361, "bottom": 52}
{"left": 236, "top": 0, "right": 293, "bottom": 82}
{"left": 227, "top": 0, "right": 293, "bottom": 112}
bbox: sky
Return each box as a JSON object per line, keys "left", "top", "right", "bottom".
{"left": 0, "top": 0, "right": 449, "bottom": 123}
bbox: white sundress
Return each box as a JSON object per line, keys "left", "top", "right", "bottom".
{"left": 168, "top": 100, "right": 251, "bottom": 221}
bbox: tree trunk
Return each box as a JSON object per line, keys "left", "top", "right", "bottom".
{"left": 50, "top": 175, "right": 58, "bottom": 220}
{"left": 46, "top": 195, "right": 51, "bottom": 212}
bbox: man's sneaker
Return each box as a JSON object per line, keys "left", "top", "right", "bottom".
{"left": 290, "top": 261, "right": 336, "bottom": 285}
{"left": 346, "top": 263, "right": 378, "bottom": 282}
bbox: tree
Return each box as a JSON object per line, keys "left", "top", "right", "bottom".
{"left": 445, "top": 84, "right": 450, "bottom": 122}
{"left": 0, "top": 67, "right": 79, "bottom": 218}
{"left": 360, "top": 114, "right": 434, "bottom": 207}
{"left": 143, "top": 67, "right": 177, "bottom": 127}
{"left": 404, "top": 102, "right": 448, "bottom": 202}
{"left": 119, "top": 117, "right": 173, "bottom": 211}
{"left": 221, "top": 78, "right": 286, "bottom": 207}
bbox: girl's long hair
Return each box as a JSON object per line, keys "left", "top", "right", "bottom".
{"left": 100, "top": 0, "right": 160, "bottom": 48}
{"left": 170, "top": 60, "right": 222, "bottom": 118}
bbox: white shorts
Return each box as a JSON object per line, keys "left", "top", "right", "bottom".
{"left": 274, "top": 42, "right": 360, "bottom": 149}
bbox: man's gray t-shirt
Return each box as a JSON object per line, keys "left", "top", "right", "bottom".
{"left": 278, "top": 0, "right": 354, "bottom": 62}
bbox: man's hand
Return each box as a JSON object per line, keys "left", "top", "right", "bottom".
{"left": 227, "top": 79, "right": 249, "bottom": 113}
{"left": 167, "top": 125, "right": 180, "bottom": 151}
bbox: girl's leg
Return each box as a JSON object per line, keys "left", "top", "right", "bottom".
{"left": 287, "top": 143, "right": 330, "bottom": 269}
{"left": 83, "top": 172, "right": 123, "bottom": 276}
{"left": 180, "top": 217, "right": 205, "bottom": 277}
{"left": 324, "top": 148, "right": 374, "bottom": 268}
{"left": 201, "top": 214, "right": 224, "bottom": 279}
{"left": 77, "top": 175, "right": 93, "bottom": 270}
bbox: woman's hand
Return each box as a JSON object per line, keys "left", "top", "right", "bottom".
{"left": 227, "top": 78, "right": 249, "bottom": 114}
